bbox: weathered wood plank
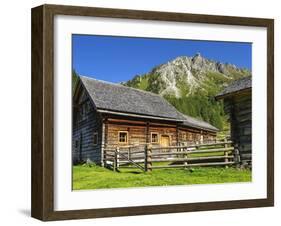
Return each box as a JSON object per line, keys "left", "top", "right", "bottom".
{"left": 150, "top": 142, "right": 232, "bottom": 150}
{"left": 151, "top": 155, "right": 234, "bottom": 162}
{"left": 151, "top": 147, "right": 234, "bottom": 156}
{"left": 151, "top": 162, "right": 235, "bottom": 168}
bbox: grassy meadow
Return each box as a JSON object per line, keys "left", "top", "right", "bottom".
{"left": 72, "top": 164, "right": 251, "bottom": 190}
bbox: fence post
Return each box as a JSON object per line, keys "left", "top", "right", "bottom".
{"left": 224, "top": 138, "right": 229, "bottom": 168}
{"left": 184, "top": 153, "right": 188, "bottom": 168}
{"left": 114, "top": 147, "right": 120, "bottom": 172}
{"left": 103, "top": 148, "right": 107, "bottom": 168}
{"left": 234, "top": 144, "right": 241, "bottom": 167}
{"left": 113, "top": 148, "right": 117, "bottom": 171}
{"left": 195, "top": 141, "right": 199, "bottom": 151}
{"left": 116, "top": 147, "right": 120, "bottom": 170}
{"left": 128, "top": 147, "right": 131, "bottom": 160}
{"left": 145, "top": 144, "right": 152, "bottom": 172}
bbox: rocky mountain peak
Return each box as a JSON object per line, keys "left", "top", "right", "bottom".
{"left": 124, "top": 54, "right": 251, "bottom": 98}
{"left": 192, "top": 52, "right": 202, "bottom": 61}
{"left": 123, "top": 54, "right": 251, "bottom": 130}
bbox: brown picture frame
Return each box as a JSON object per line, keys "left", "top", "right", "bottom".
{"left": 31, "top": 4, "right": 274, "bottom": 221}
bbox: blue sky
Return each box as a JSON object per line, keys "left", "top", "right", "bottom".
{"left": 72, "top": 34, "right": 252, "bottom": 83}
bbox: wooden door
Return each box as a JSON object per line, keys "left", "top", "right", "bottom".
{"left": 160, "top": 135, "right": 170, "bottom": 147}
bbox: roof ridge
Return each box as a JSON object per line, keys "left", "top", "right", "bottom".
{"left": 80, "top": 75, "right": 187, "bottom": 120}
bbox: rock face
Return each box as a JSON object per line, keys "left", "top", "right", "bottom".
{"left": 124, "top": 53, "right": 250, "bottom": 98}
{"left": 123, "top": 54, "right": 251, "bottom": 129}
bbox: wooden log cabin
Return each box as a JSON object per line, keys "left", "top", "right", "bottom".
{"left": 73, "top": 76, "right": 219, "bottom": 164}
{"left": 216, "top": 76, "right": 252, "bottom": 167}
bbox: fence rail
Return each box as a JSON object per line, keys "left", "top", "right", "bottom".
{"left": 103, "top": 140, "right": 240, "bottom": 172}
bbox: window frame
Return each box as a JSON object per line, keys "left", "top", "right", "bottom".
{"left": 151, "top": 132, "right": 159, "bottom": 144}
{"left": 78, "top": 101, "right": 90, "bottom": 122}
{"left": 118, "top": 131, "right": 129, "bottom": 144}
{"left": 93, "top": 132, "right": 98, "bottom": 146}
{"left": 78, "top": 104, "right": 85, "bottom": 122}
{"left": 181, "top": 132, "right": 187, "bottom": 141}
{"left": 74, "top": 139, "right": 80, "bottom": 152}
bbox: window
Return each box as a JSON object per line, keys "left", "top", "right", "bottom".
{"left": 181, "top": 132, "right": 186, "bottom": 141}
{"left": 200, "top": 135, "right": 204, "bottom": 143}
{"left": 79, "top": 102, "right": 90, "bottom": 121}
{"left": 85, "top": 101, "right": 91, "bottom": 113}
{"left": 151, "top": 132, "right": 159, "bottom": 143}
{"left": 118, "top": 131, "right": 128, "bottom": 143}
{"left": 79, "top": 104, "right": 85, "bottom": 121}
{"left": 74, "top": 139, "right": 79, "bottom": 152}
{"left": 93, "top": 132, "right": 98, "bottom": 145}
{"left": 75, "top": 140, "right": 79, "bottom": 148}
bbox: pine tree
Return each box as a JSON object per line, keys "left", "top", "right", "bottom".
{"left": 72, "top": 69, "right": 79, "bottom": 91}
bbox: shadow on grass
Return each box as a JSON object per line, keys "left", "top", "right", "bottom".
{"left": 129, "top": 171, "right": 143, "bottom": 174}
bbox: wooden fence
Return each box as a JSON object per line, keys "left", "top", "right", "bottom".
{"left": 103, "top": 141, "right": 240, "bottom": 172}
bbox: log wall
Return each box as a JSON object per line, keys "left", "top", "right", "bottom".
{"left": 72, "top": 90, "right": 103, "bottom": 164}
{"left": 106, "top": 119, "right": 178, "bottom": 147}
{"left": 178, "top": 128, "right": 216, "bottom": 145}
{"left": 105, "top": 118, "right": 216, "bottom": 148}
{"left": 224, "top": 91, "right": 252, "bottom": 165}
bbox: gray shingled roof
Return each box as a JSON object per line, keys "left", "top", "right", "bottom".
{"left": 182, "top": 114, "right": 219, "bottom": 132}
{"left": 79, "top": 76, "right": 218, "bottom": 132}
{"left": 80, "top": 76, "right": 185, "bottom": 121}
{"left": 216, "top": 76, "right": 252, "bottom": 99}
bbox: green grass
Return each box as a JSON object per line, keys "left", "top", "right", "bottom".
{"left": 73, "top": 164, "right": 251, "bottom": 190}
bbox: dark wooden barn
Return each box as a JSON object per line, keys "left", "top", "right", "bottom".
{"left": 216, "top": 76, "right": 252, "bottom": 167}
{"left": 73, "top": 76, "right": 219, "bottom": 164}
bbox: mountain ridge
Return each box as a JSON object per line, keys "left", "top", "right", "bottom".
{"left": 123, "top": 53, "right": 251, "bottom": 129}
{"left": 124, "top": 53, "right": 250, "bottom": 98}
